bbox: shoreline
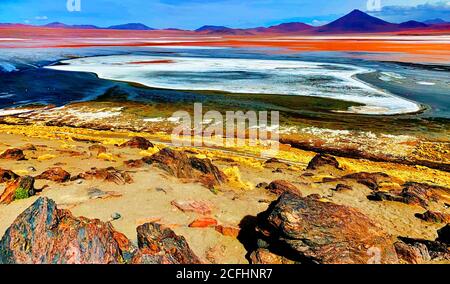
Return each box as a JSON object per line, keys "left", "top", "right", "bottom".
{"left": 45, "top": 54, "right": 424, "bottom": 116}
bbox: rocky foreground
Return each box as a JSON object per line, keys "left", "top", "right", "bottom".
{"left": 0, "top": 131, "right": 449, "bottom": 264}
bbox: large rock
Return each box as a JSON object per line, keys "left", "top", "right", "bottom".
{"left": 265, "top": 180, "right": 302, "bottom": 196}
{"left": 415, "top": 211, "right": 450, "bottom": 224}
{"left": 343, "top": 172, "right": 391, "bottom": 190}
{"left": 437, "top": 224, "right": 450, "bottom": 244}
{"left": 0, "top": 168, "right": 19, "bottom": 183}
{"left": 368, "top": 182, "right": 443, "bottom": 208}
{"left": 252, "top": 192, "right": 399, "bottom": 264}
{"left": 0, "top": 176, "right": 36, "bottom": 204}
{"left": 120, "top": 137, "right": 154, "bottom": 150}
{"left": 307, "top": 153, "right": 341, "bottom": 171}
{"left": 74, "top": 167, "right": 133, "bottom": 185}
{"left": 143, "top": 148, "right": 226, "bottom": 188}
{"left": 0, "top": 197, "right": 134, "bottom": 264}
{"left": 36, "top": 167, "right": 71, "bottom": 183}
{"left": 396, "top": 236, "right": 449, "bottom": 262}
{"left": 0, "top": 198, "right": 201, "bottom": 264}
{"left": 0, "top": 148, "right": 25, "bottom": 161}
{"left": 132, "top": 222, "right": 201, "bottom": 264}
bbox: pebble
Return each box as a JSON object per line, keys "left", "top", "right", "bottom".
{"left": 111, "top": 212, "right": 122, "bottom": 221}
{"left": 27, "top": 166, "right": 37, "bottom": 172}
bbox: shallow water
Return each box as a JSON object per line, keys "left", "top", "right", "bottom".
{"left": 0, "top": 46, "right": 449, "bottom": 118}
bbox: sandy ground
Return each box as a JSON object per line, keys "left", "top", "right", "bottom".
{"left": 1, "top": 130, "right": 449, "bottom": 263}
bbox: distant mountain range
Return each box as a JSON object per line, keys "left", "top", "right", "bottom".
{"left": 1, "top": 10, "right": 449, "bottom": 34}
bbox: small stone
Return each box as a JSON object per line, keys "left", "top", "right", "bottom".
{"left": 171, "top": 200, "right": 213, "bottom": 215}
{"left": 215, "top": 225, "right": 240, "bottom": 238}
{"left": 256, "top": 182, "right": 269, "bottom": 189}
{"left": 189, "top": 218, "right": 218, "bottom": 228}
{"left": 27, "top": 166, "right": 37, "bottom": 172}
{"left": 111, "top": 213, "right": 122, "bottom": 221}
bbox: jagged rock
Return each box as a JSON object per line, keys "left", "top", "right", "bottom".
{"left": 333, "top": 184, "right": 353, "bottom": 192}
{"left": 415, "top": 211, "right": 450, "bottom": 224}
{"left": 132, "top": 222, "right": 201, "bottom": 264}
{"left": 0, "top": 148, "right": 25, "bottom": 161}
{"left": 397, "top": 236, "right": 449, "bottom": 261}
{"left": 368, "top": 182, "right": 442, "bottom": 208}
{"left": 0, "top": 197, "right": 136, "bottom": 264}
{"left": 394, "top": 241, "right": 430, "bottom": 264}
{"left": 189, "top": 218, "right": 218, "bottom": 228}
{"left": 124, "top": 159, "right": 145, "bottom": 168}
{"left": 437, "top": 224, "right": 450, "bottom": 244}
{"left": 171, "top": 200, "right": 213, "bottom": 215}
{"left": 120, "top": 137, "right": 154, "bottom": 150}
{"left": 256, "top": 182, "right": 269, "bottom": 189}
{"left": 75, "top": 167, "right": 133, "bottom": 185}
{"left": 215, "top": 225, "right": 240, "bottom": 238}
{"left": 0, "top": 168, "right": 19, "bottom": 183}
{"left": 307, "top": 153, "right": 341, "bottom": 171}
{"left": 88, "top": 144, "right": 107, "bottom": 155}
{"left": 35, "top": 167, "right": 71, "bottom": 183}
{"left": 343, "top": 172, "right": 391, "bottom": 190}
{"left": 0, "top": 176, "right": 36, "bottom": 204}
{"left": 253, "top": 192, "right": 399, "bottom": 264}
{"left": 143, "top": 148, "right": 226, "bottom": 188}
{"left": 0, "top": 198, "right": 200, "bottom": 264}
{"left": 265, "top": 180, "right": 302, "bottom": 196}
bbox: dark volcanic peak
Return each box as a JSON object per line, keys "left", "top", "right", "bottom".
{"left": 42, "top": 22, "right": 99, "bottom": 29}
{"left": 423, "top": 18, "right": 447, "bottom": 25}
{"left": 195, "top": 25, "right": 253, "bottom": 35}
{"left": 107, "top": 23, "right": 154, "bottom": 30}
{"left": 398, "top": 20, "right": 429, "bottom": 29}
{"left": 44, "top": 22, "right": 69, "bottom": 28}
{"left": 316, "top": 9, "right": 397, "bottom": 33}
{"left": 195, "top": 25, "right": 232, "bottom": 32}
{"left": 266, "top": 22, "right": 313, "bottom": 32}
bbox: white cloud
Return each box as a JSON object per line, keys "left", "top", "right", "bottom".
{"left": 34, "top": 16, "right": 48, "bottom": 21}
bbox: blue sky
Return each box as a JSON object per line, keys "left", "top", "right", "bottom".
{"left": 0, "top": 0, "right": 449, "bottom": 29}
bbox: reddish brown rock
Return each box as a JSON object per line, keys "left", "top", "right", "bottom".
{"left": 0, "top": 197, "right": 136, "bottom": 264}
{"left": 0, "top": 198, "right": 200, "bottom": 264}
{"left": 124, "top": 159, "right": 145, "bottom": 168}
{"left": 120, "top": 137, "right": 154, "bottom": 150}
{"left": 88, "top": 144, "right": 107, "bottom": 155}
{"left": 397, "top": 236, "right": 449, "bottom": 261}
{"left": 253, "top": 192, "right": 399, "bottom": 264}
{"left": 189, "top": 218, "right": 218, "bottom": 228}
{"left": 0, "top": 176, "right": 36, "bottom": 205}
{"left": 75, "top": 167, "right": 133, "bottom": 185}
{"left": 368, "top": 182, "right": 442, "bottom": 208}
{"left": 0, "top": 148, "right": 25, "bottom": 161}
{"left": 132, "top": 222, "right": 201, "bottom": 264}
{"left": 394, "top": 241, "right": 430, "bottom": 264}
{"left": 415, "top": 211, "right": 450, "bottom": 224}
{"left": 171, "top": 200, "right": 213, "bottom": 215}
{"left": 343, "top": 172, "right": 391, "bottom": 190}
{"left": 266, "top": 180, "right": 302, "bottom": 196}
{"left": 215, "top": 225, "right": 240, "bottom": 238}
{"left": 143, "top": 148, "right": 226, "bottom": 188}
{"left": 307, "top": 153, "right": 341, "bottom": 171}
{"left": 333, "top": 184, "right": 353, "bottom": 192}
{"left": 36, "top": 167, "right": 71, "bottom": 183}
{"left": 0, "top": 168, "right": 19, "bottom": 183}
